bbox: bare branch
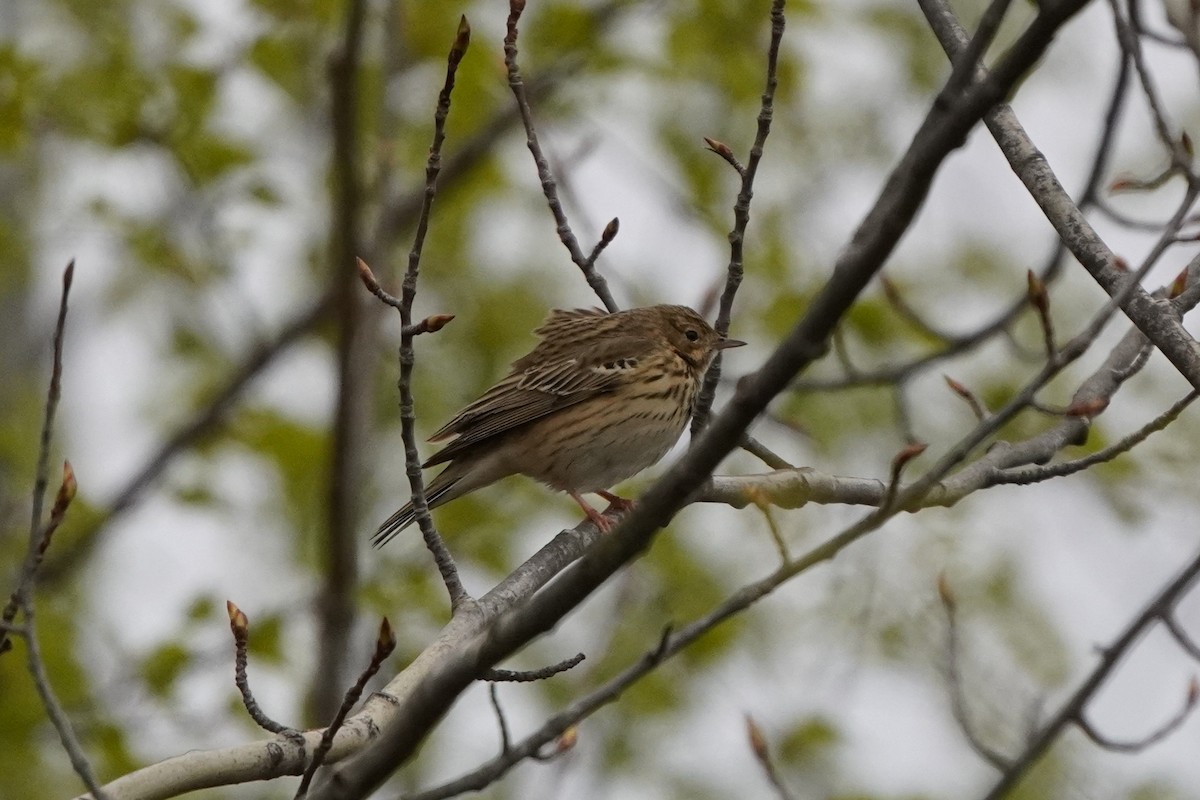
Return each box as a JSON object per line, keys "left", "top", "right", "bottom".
{"left": 920, "top": 0, "right": 1200, "bottom": 392}
{"left": 1025, "top": 269, "right": 1057, "bottom": 359}
{"left": 296, "top": 619, "right": 396, "bottom": 798}
{"left": 482, "top": 652, "right": 586, "bottom": 683}
{"left": 981, "top": 552, "right": 1200, "bottom": 799}
{"left": 994, "top": 390, "right": 1197, "bottom": 486}
{"left": 2, "top": 461, "right": 75, "bottom": 654}
{"left": 1112, "top": 0, "right": 1193, "bottom": 169}
{"left": 884, "top": 441, "right": 927, "bottom": 512}
{"left": 690, "top": 0, "right": 786, "bottom": 435}
{"left": 29, "top": 260, "right": 72, "bottom": 552}
{"left": 357, "top": 258, "right": 456, "bottom": 336}
{"left": 503, "top": 0, "right": 619, "bottom": 313}
{"left": 488, "top": 684, "right": 511, "bottom": 755}
{"left": 1075, "top": 679, "right": 1198, "bottom": 752}
{"left": 938, "top": 576, "right": 1012, "bottom": 769}
{"left": 943, "top": 0, "right": 1016, "bottom": 98}
{"left": 9, "top": 261, "right": 108, "bottom": 799}
{"left": 881, "top": 276, "right": 957, "bottom": 343}
{"left": 739, "top": 435, "right": 795, "bottom": 470}
{"left": 401, "top": 628, "right": 675, "bottom": 800}
{"left": 382, "top": 15, "right": 474, "bottom": 609}
{"left": 1164, "top": 615, "right": 1200, "bottom": 662}
{"left": 228, "top": 601, "right": 295, "bottom": 736}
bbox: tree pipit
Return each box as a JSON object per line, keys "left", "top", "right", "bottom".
{"left": 373, "top": 304, "right": 744, "bottom": 546}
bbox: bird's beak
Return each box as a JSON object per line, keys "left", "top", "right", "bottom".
{"left": 717, "top": 337, "right": 747, "bottom": 350}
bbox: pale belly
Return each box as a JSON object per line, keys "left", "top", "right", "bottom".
{"left": 508, "top": 396, "right": 690, "bottom": 493}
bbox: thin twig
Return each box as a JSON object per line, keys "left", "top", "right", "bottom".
{"left": 944, "top": 375, "right": 987, "bottom": 421}
{"left": 29, "top": 260, "right": 72, "bottom": 553}
{"left": 389, "top": 17, "right": 473, "bottom": 609}
{"left": 690, "top": 0, "right": 786, "bottom": 436}
{"left": 488, "top": 684, "right": 511, "bottom": 755}
{"left": 740, "top": 436, "right": 795, "bottom": 470}
{"left": 1113, "top": 0, "right": 1191, "bottom": 167}
{"left": 982, "top": 550, "right": 1200, "bottom": 799}
{"left": 1026, "top": 269, "right": 1057, "bottom": 359}
{"left": 995, "top": 390, "right": 1198, "bottom": 485}
{"left": 2, "top": 462, "right": 74, "bottom": 655}
{"left": 1110, "top": 340, "right": 1153, "bottom": 383}
{"left": 881, "top": 276, "right": 957, "bottom": 343}
{"left": 401, "top": 630, "right": 674, "bottom": 800}
{"left": 482, "top": 652, "right": 586, "bottom": 682}
{"left": 356, "top": 259, "right": 455, "bottom": 336}
{"left": 1164, "top": 614, "right": 1200, "bottom": 661}
{"left": 748, "top": 487, "right": 790, "bottom": 564}
{"left": 883, "top": 442, "right": 926, "bottom": 513}
{"left": 296, "top": 618, "right": 396, "bottom": 798}
{"left": 1075, "top": 680, "right": 1198, "bottom": 752}
{"left": 227, "top": 602, "right": 295, "bottom": 735}
{"left": 11, "top": 261, "right": 108, "bottom": 799}
{"left": 943, "top": 0, "right": 1015, "bottom": 98}
{"left": 791, "top": 47, "right": 1130, "bottom": 396}
{"left": 830, "top": 327, "right": 860, "bottom": 377}
{"left": 893, "top": 382, "right": 918, "bottom": 444}
{"left": 503, "top": 0, "right": 619, "bottom": 313}
{"left": 938, "top": 576, "right": 1011, "bottom": 769}
{"left": 25, "top": 601, "right": 109, "bottom": 800}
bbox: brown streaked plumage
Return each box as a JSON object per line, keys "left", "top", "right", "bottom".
{"left": 372, "top": 304, "right": 744, "bottom": 547}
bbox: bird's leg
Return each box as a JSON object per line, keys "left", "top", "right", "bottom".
{"left": 569, "top": 490, "right": 614, "bottom": 532}
{"left": 597, "top": 489, "right": 635, "bottom": 514}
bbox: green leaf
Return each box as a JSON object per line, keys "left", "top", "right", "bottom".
{"left": 141, "top": 641, "right": 192, "bottom": 697}
{"left": 778, "top": 715, "right": 840, "bottom": 766}
{"left": 184, "top": 595, "right": 217, "bottom": 623}
{"left": 248, "top": 35, "right": 315, "bottom": 102}
{"left": 172, "top": 134, "right": 255, "bottom": 185}
{"left": 229, "top": 407, "right": 327, "bottom": 539}
{"left": 246, "top": 613, "right": 285, "bottom": 663}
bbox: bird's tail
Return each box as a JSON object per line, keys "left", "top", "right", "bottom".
{"left": 371, "top": 469, "right": 463, "bottom": 549}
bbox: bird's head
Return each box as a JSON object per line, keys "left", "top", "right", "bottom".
{"left": 653, "top": 304, "right": 746, "bottom": 370}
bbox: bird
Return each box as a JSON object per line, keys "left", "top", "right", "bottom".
{"left": 372, "top": 304, "right": 745, "bottom": 547}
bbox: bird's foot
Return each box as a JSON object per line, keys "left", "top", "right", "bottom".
{"left": 597, "top": 490, "right": 635, "bottom": 514}
{"left": 571, "top": 490, "right": 620, "bottom": 532}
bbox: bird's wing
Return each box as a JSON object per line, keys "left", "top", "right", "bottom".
{"left": 422, "top": 333, "right": 652, "bottom": 467}
{"left": 508, "top": 307, "right": 609, "bottom": 372}
{"left": 533, "top": 306, "right": 609, "bottom": 338}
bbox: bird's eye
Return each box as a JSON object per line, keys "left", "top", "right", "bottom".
{"left": 685, "top": 329, "right": 700, "bottom": 342}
